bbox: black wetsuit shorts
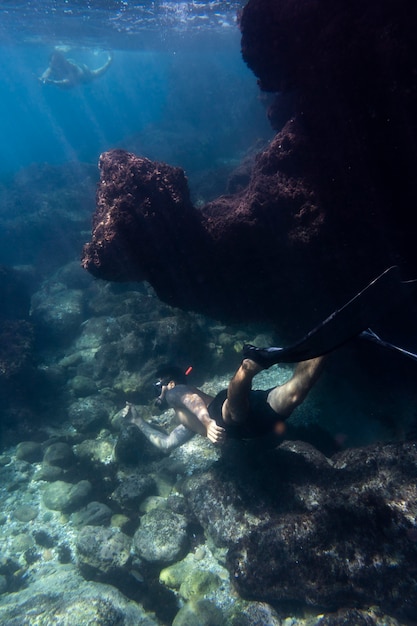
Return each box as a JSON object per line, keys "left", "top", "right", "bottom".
{"left": 208, "top": 388, "right": 284, "bottom": 439}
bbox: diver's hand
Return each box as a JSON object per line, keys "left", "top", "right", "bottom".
{"left": 124, "top": 401, "right": 143, "bottom": 428}
{"left": 206, "top": 420, "right": 226, "bottom": 445}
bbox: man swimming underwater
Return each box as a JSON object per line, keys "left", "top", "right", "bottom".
{"left": 125, "top": 266, "right": 417, "bottom": 451}
{"left": 126, "top": 354, "right": 325, "bottom": 450}
{"left": 39, "top": 47, "right": 112, "bottom": 89}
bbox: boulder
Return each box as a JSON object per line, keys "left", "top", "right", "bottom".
{"left": 76, "top": 526, "right": 131, "bottom": 576}
{"left": 181, "top": 440, "right": 417, "bottom": 622}
{"left": 133, "top": 508, "right": 188, "bottom": 564}
{"left": 43, "top": 480, "right": 92, "bottom": 513}
{"left": 82, "top": 1, "right": 417, "bottom": 334}
{"left": 0, "top": 563, "right": 158, "bottom": 625}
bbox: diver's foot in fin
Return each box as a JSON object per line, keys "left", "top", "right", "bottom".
{"left": 242, "top": 344, "right": 285, "bottom": 368}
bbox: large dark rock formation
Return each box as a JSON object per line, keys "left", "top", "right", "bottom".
{"left": 82, "top": 127, "right": 330, "bottom": 327}
{"left": 181, "top": 439, "right": 417, "bottom": 622}
{"left": 240, "top": 0, "right": 417, "bottom": 276}
{"left": 82, "top": 0, "right": 417, "bottom": 330}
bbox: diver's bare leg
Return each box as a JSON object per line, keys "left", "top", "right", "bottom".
{"left": 126, "top": 403, "right": 193, "bottom": 452}
{"left": 222, "top": 358, "right": 263, "bottom": 424}
{"left": 267, "top": 356, "right": 326, "bottom": 418}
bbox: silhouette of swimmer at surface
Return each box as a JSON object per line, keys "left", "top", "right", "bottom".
{"left": 39, "top": 49, "right": 113, "bottom": 89}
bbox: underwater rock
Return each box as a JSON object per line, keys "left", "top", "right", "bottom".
{"left": 172, "top": 598, "right": 225, "bottom": 626}
{"left": 159, "top": 557, "right": 195, "bottom": 589}
{"left": 69, "top": 375, "right": 98, "bottom": 398}
{"left": 76, "top": 526, "right": 131, "bottom": 577}
{"left": 12, "top": 504, "right": 38, "bottom": 523}
{"left": 43, "top": 442, "right": 75, "bottom": 469}
{"left": 68, "top": 396, "right": 113, "bottom": 434}
{"left": 159, "top": 554, "right": 221, "bottom": 601}
{"left": 0, "top": 563, "right": 158, "bottom": 625}
{"left": 73, "top": 436, "right": 114, "bottom": 468}
{"left": 70, "top": 304, "right": 206, "bottom": 403}
{"left": 179, "top": 569, "right": 222, "bottom": 601}
{"left": 71, "top": 501, "right": 113, "bottom": 528}
{"left": 111, "top": 472, "right": 156, "bottom": 511}
{"left": 240, "top": 0, "right": 417, "bottom": 275}
{"left": 43, "top": 479, "right": 92, "bottom": 513}
{"left": 30, "top": 283, "right": 85, "bottom": 345}
{"left": 227, "top": 601, "right": 282, "bottom": 626}
{"left": 81, "top": 136, "right": 327, "bottom": 327}
{"left": 133, "top": 508, "right": 189, "bottom": 564}
{"left": 181, "top": 440, "right": 417, "bottom": 621}
{"left": 0, "top": 458, "right": 35, "bottom": 492}
{"left": 317, "top": 607, "right": 389, "bottom": 626}
{"left": 33, "top": 464, "right": 64, "bottom": 482}
{"left": 53, "top": 260, "right": 94, "bottom": 291}
{"left": 82, "top": 1, "right": 417, "bottom": 330}
{"left": 114, "top": 424, "right": 162, "bottom": 466}
{"left": 15, "top": 441, "right": 43, "bottom": 463}
{"left": 82, "top": 150, "right": 207, "bottom": 286}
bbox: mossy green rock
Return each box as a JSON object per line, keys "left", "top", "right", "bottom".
{"left": 160, "top": 557, "right": 194, "bottom": 588}
{"left": 172, "top": 599, "right": 225, "bottom": 626}
{"left": 43, "top": 480, "right": 92, "bottom": 512}
{"left": 111, "top": 514, "right": 130, "bottom": 532}
{"left": 74, "top": 439, "right": 114, "bottom": 465}
{"left": 179, "top": 570, "right": 221, "bottom": 600}
{"left": 160, "top": 555, "right": 222, "bottom": 600}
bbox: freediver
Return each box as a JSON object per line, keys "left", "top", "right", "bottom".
{"left": 39, "top": 47, "right": 113, "bottom": 89}
{"left": 123, "top": 266, "right": 417, "bottom": 451}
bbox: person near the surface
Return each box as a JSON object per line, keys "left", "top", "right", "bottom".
{"left": 125, "top": 355, "right": 326, "bottom": 452}
{"left": 39, "top": 48, "right": 113, "bottom": 88}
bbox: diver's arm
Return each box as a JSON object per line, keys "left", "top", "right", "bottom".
{"left": 127, "top": 404, "right": 194, "bottom": 452}
{"left": 39, "top": 67, "right": 52, "bottom": 82}
{"left": 139, "top": 422, "right": 194, "bottom": 452}
{"left": 177, "top": 394, "right": 225, "bottom": 445}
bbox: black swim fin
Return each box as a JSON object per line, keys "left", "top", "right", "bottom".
{"left": 359, "top": 328, "right": 417, "bottom": 364}
{"left": 244, "top": 266, "right": 417, "bottom": 366}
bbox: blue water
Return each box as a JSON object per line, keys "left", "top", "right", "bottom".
{"left": 0, "top": 1, "right": 270, "bottom": 178}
